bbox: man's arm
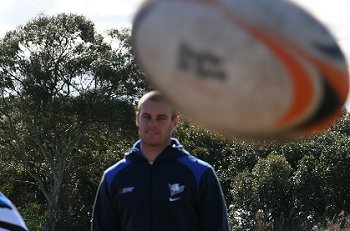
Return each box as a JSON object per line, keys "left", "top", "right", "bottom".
{"left": 198, "top": 168, "right": 230, "bottom": 231}
{"left": 91, "top": 175, "right": 122, "bottom": 231}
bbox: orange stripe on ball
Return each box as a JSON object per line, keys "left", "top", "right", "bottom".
{"left": 292, "top": 47, "right": 349, "bottom": 132}
{"left": 296, "top": 48, "right": 349, "bottom": 103}
{"left": 224, "top": 18, "right": 315, "bottom": 130}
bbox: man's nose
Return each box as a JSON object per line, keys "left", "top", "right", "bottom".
{"left": 146, "top": 118, "right": 158, "bottom": 126}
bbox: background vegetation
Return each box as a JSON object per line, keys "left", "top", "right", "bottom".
{"left": 1, "top": 13, "right": 350, "bottom": 231}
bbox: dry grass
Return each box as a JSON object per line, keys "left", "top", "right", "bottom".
{"left": 312, "top": 212, "right": 350, "bottom": 231}
{"left": 250, "top": 210, "right": 350, "bottom": 231}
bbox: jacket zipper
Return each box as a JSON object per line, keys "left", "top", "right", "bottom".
{"left": 149, "top": 162, "right": 154, "bottom": 231}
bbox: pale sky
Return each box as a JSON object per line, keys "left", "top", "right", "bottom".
{"left": 0, "top": 0, "right": 349, "bottom": 108}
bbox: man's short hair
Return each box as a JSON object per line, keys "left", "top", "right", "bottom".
{"left": 137, "top": 90, "right": 178, "bottom": 119}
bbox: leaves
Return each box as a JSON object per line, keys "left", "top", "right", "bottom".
{"left": 0, "top": 13, "right": 143, "bottom": 231}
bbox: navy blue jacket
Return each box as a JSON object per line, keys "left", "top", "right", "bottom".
{"left": 92, "top": 138, "right": 230, "bottom": 231}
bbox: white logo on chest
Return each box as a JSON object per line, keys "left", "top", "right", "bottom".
{"left": 168, "top": 183, "right": 185, "bottom": 201}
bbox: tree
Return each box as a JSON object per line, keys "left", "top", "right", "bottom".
{"left": 317, "top": 132, "right": 350, "bottom": 216}
{"left": 95, "top": 27, "right": 149, "bottom": 102}
{"left": 293, "top": 155, "right": 325, "bottom": 228}
{"left": 252, "top": 153, "right": 293, "bottom": 229}
{"left": 0, "top": 13, "right": 141, "bottom": 231}
{"left": 229, "top": 170, "right": 257, "bottom": 230}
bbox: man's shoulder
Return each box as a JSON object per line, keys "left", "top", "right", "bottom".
{"left": 171, "top": 139, "right": 212, "bottom": 170}
{"left": 174, "top": 152, "right": 215, "bottom": 188}
{"left": 104, "top": 157, "right": 133, "bottom": 186}
{"left": 176, "top": 153, "right": 212, "bottom": 169}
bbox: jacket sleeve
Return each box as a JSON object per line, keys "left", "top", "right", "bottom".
{"left": 198, "top": 168, "right": 230, "bottom": 231}
{"left": 91, "top": 174, "right": 122, "bottom": 231}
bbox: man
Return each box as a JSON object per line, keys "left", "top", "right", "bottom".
{"left": 0, "top": 193, "right": 28, "bottom": 231}
{"left": 92, "top": 90, "right": 230, "bottom": 231}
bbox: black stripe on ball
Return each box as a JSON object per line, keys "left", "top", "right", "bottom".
{"left": 299, "top": 73, "right": 341, "bottom": 129}
{"left": 313, "top": 42, "right": 346, "bottom": 61}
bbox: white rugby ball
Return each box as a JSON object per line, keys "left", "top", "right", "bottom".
{"left": 132, "top": 0, "right": 349, "bottom": 137}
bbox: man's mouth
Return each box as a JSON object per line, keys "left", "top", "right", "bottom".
{"left": 145, "top": 130, "right": 159, "bottom": 135}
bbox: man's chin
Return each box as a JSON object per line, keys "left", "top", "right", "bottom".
{"left": 142, "top": 137, "right": 169, "bottom": 148}
{"left": 142, "top": 135, "right": 159, "bottom": 144}
{"left": 143, "top": 138, "right": 161, "bottom": 146}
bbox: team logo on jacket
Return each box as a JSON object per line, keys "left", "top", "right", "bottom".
{"left": 117, "top": 186, "right": 135, "bottom": 196}
{"left": 168, "top": 183, "right": 185, "bottom": 202}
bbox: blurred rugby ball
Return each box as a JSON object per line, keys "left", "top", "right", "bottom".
{"left": 132, "top": 0, "right": 349, "bottom": 137}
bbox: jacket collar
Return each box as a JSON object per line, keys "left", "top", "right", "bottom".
{"left": 126, "top": 138, "right": 186, "bottom": 162}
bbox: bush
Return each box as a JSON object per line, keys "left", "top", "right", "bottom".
{"left": 21, "top": 202, "right": 47, "bottom": 231}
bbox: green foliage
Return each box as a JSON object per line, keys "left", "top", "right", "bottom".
{"left": 0, "top": 13, "right": 144, "bottom": 231}
{"left": 293, "top": 155, "right": 325, "bottom": 220}
{"left": 94, "top": 27, "right": 148, "bottom": 101}
{"left": 55, "top": 118, "right": 136, "bottom": 230}
{"left": 21, "top": 202, "right": 47, "bottom": 231}
{"left": 330, "top": 110, "right": 350, "bottom": 135}
{"left": 229, "top": 153, "right": 293, "bottom": 230}
{"left": 253, "top": 153, "right": 292, "bottom": 218}
{"left": 318, "top": 132, "right": 350, "bottom": 216}
{"left": 229, "top": 170, "right": 257, "bottom": 230}
{"left": 226, "top": 113, "right": 350, "bottom": 230}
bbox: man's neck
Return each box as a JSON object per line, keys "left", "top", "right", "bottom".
{"left": 140, "top": 142, "right": 170, "bottom": 164}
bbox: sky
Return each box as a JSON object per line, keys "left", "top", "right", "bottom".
{"left": 0, "top": 0, "right": 349, "bottom": 107}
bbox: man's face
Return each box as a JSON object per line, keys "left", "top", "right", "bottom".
{"left": 136, "top": 100, "right": 179, "bottom": 149}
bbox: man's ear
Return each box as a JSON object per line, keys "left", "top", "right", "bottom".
{"left": 172, "top": 115, "right": 180, "bottom": 131}
{"left": 135, "top": 112, "right": 140, "bottom": 127}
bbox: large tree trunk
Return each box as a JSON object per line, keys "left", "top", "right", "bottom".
{"left": 45, "top": 202, "right": 58, "bottom": 231}
{"left": 45, "top": 168, "right": 65, "bottom": 231}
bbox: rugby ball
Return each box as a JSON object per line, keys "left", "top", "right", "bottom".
{"left": 132, "top": 0, "right": 349, "bottom": 137}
